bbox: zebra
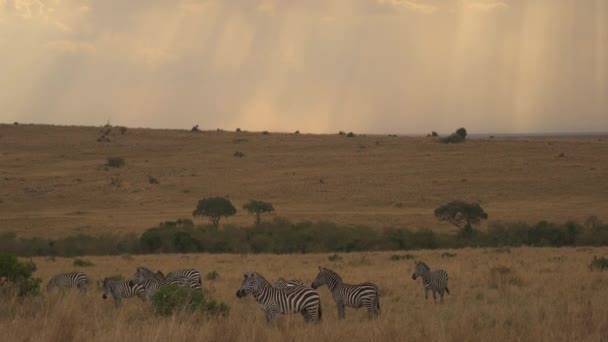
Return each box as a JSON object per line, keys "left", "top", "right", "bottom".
{"left": 46, "top": 272, "right": 88, "bottom": 293}
{"left": 132, "top": 266, "right": 199, "bottom": 297}
{"left": 311, "top": 266, "right": 380, "bottom": 319}
{"left": 166, "top": 268, "right": 202, "bottom": 290}
{"left": 101, "top": 278, "right": 146, "bottom": 307}
{"left": 411, "top": 260, "right": 450, "bottom": 303}
{"left": 236, "top": 272, "right": 322, "bottom": 324}
{"left": 274, "top": 278, "right": 305, "bottom": 290}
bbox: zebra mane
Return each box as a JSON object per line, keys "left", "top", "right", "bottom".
{"left": 246, "top": 272, "right": 271, "bottom": 286}
{"left": 320, "top": 267, "right": 343, "bottom": 282}
{"left": 416, "top": 261, "right": 431, "bottom": 271}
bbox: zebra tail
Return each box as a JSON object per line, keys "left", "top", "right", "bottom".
{"left": 445, "top": 287, "right": 450, "bottom": 295}
{"left": 318, "top": 302, "right": 323, "bottom": 321}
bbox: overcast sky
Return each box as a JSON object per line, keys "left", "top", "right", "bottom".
{"left": 1, "top": 0, "right": 606, "bottom": 134}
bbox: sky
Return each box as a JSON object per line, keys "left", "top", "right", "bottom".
{"left": 0, "top": 0, "right": 607, "bottom": 134}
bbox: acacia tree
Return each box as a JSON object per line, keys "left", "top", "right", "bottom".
{"left": 243, "top": 200, "right": 274, "bottom": 225}
{"left": 192, "top": 197, "right": 236, "bottom": 228}
{"left": 434, "top": 200, "right": 488, "bottom": 237}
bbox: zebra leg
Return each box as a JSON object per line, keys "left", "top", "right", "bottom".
{"left": 440, "top": 289, "right": 445, "bottom": 303}
{"left": 264, "top": 309, "right": 276, "bottom": 325}
{"left": 432, "top": 290, "right": 437, "bottom": 304}
{"left": 113, "top": 297, "right": 121, "bottom": 308}
{"left": 424, "top": 288, "right": 429, "bottom": 300}
{"left": 337, "top": 302, "right": 346, "bottom": 319}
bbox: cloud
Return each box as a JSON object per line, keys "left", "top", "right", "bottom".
{"left": 376, "top": 0, "right": 440, "bottom": 14}
{"left": 465, "top": 0, "right": 509, "bottom": 12}
{"left": 46, "top": 40, "right": 96, "bottom": 54}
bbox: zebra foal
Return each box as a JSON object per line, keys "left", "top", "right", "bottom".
{"left": 46, "top": 272, "right": 88, "bottom": 293}
{"left": 411, "top": 260, "right": 449, "bottom": 303}
{"left": 101, "top": 278, "right": 146, "bottom": 307}
{"left": 236, "top": 272, "right": 322, "bottom": 324}
{"left": 132, "top": 266, "right": 200, "bottom": 297}
{"left": 311, "top": 266, "right": 380, "bottom": 319}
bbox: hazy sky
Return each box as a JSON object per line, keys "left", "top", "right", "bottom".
{"left": 1, "top": 0, "right": 606, "bottom": 134}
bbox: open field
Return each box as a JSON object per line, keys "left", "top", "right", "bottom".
{"left": 1, "top": 248, "right": 608, "bottom": 341}
{"left": 1, "top": 124, "right": 607, "bottom": 238}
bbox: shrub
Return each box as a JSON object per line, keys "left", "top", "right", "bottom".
{"left": 148, "top": 176, "right": 159, "bottom": 184}
{"left": 233, "top": 151, "right": 244, "bottom": 158}
{"left": 431, "top": 131, "right": 438, "bottom": 137}
{"left": 206, "top": 271, "right": 219, "bottom": 280}
{"left": 589, "top": 256, "right": 608, "bottom": 271}
{"left": 294, "top": 130, "right": 300, "bottom": 134}
{"left": 236, "top": 128, "right": 241, "bottom": 132}
{"left": 106, "top": 157, "right": 125, "bottom": 168}
{"left": 151, "top": 285, "right": 229, "bottom": 317}
{"left": 243, "top": 200, "right": 274, "bottom": 225}
{"left": 191, "top": 125, "right": 200, "bottom": 132}
{"left": 338, "top": 131, "right": 345, "bottom": 135}
{"left": 441, "top": 252, "right": 456, "bottom": 258}
{"left": 328, "top": 254, "right": 342, "bottom": 262}
{"left": 0, "top": 254, "right": 41, "bottom": 297}
{"left": 73, "top": 258, "right": 94, "bottom": 267}
{"left": 192, "top": 197, "right": 237, "bottom": 228}
{"left": 262, "top": 131, "right": 269, "bottom": 135}
{"left": 119, "top": 126, "right": 128, "bottom": 135}
{"left": 346, "top": 132, "right": 355, "bottom": 138}
{"left": 455, "top": 127, "right": 467, "bottom": 138}
{"left": 389, "top": 254, "right": 415, "bottom": 261}
{"left": 440, "top": 133, "right": 465, "bottom": 144}
{"left": 434, "top": 200, "right": 488, "bottom": 237}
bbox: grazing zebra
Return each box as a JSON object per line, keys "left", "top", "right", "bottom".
{"left": 411, "top": 260, "right": 450, "bottom": 303}
{"left": 274, "top": 278, "right": 305, "bottom": 290}
{"left": 132, "top": 266, "right": 199, "bottom": 297}
{"left": 166, "top": 269, "right": 202, "bottom": 290}
{"left": 236, "top": 272, "right": 322, "bottom": 324}
{"left": 311, "top": 266, "right": 380, "bottom": 319}
{"left": 101, "top": 278, "right": 146, "bottom": 307}
{"left": 46, "top": 272, "right": 88, "bottom": 293}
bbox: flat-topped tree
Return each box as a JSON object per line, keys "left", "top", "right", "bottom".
{"left": 434, "top": 200, "right": 488, "bottom": 237}
{"left": 192, "top": 197, "right": 236, "bottom": 228}
{"left": 243, "top": 200, "right": 274, "bottom": 225}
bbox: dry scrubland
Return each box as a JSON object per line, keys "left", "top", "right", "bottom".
{"left": 1, "top": 248, "right": 607, "bottom": 341}
{"left": 1, "top": 124, "right": 607, "bottom": 238}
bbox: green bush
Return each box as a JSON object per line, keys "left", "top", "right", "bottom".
{"left": 441, "top": 252, "right": 457, "bottom": 258}
{"left": 106, "top": 157, "right": 125, "bottom": 168}
{"left": 73, "top": 258, "right": 94, "bottom": 267}
{"left": 151, "top": 285, "right": 229, "bottom": 317}
{"left": 0, "top": 254, "right": 41, "bottom": 297}
{"left": 192, "top": 197, "right": 237, "bottom": 228}
{"left": 440, "top": 133, "right": 464, "bottom": 144}
{"left": 389, "top": 254, "right": 415, "bottom": 261}
{"left": 589, "top": 256, "right": 608, "bottom": 271}
{"left": 328, "top": 254, "right": 342, "bottom": 262}
{"left": 206, "top": 271, "right": 219, "bottom": 280}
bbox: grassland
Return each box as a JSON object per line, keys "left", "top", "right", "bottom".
{"left": 1, "top": 124, "right": 607, "bottom": 238}
{"left": 1, "top": 248, "right": 607, "bottom": 341}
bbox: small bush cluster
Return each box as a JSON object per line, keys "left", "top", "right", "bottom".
{"left": 327, "top": 254, "right": 342, "bottom": 262}
{"left": 0, "top": 254, "right": 41, "bottom": 297}
{"left": 589, "top": 256, "right": 608, "bottom": 271}
{"left": 389, "top": 254, "right": 415, "bottom": 261}
{"left": 206, "top": 271, "right": 219, "bottom": 280}
{"left": 106, "top": 157, "right": 125, "bottom": 168}
{"left": 233, "top": 151, "right": 244, "bottom": 158}
{"left": 441, "top": 252, "right": 457, "bottom": 258}
{"left": 73, "top": 258, "right": 94, "bottom": 267}
{"left": 151, "top": 285, "right": 229, "bottom": 317}
{"left": 440, "top": 127, "right": 467, "bottom": 144}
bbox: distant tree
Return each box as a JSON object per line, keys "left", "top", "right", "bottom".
{"left": 192, "top": 197, "right": 236, "bottom": 228}
{"left": 456, "top": 128, "right": 467, "bottom": 138}
{"left": 243, "top": 200, "right": 275, "bottom": 225}
{"left": 434, "top": 200, "right": 488, "bottom": 237}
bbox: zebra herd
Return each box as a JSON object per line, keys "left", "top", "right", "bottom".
{"left": 44, "top": 260, "right": 449, "bottom": 323}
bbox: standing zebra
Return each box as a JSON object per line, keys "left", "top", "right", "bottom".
{"left": 132, "top": 266, "right": 199, "bottom": 297}
{"left": 101, "top": 278, "right": 146, "bottom": 307}
{"left": 46, "top": 272, "right": 88, "bottom": 293}
{"left": 411, "top": 261, "right": 450, "bottom": 303}
{"left": 274, "top": 278, "right": 305, "bottom": 290}
{"left": 236, "top": 272, "right": 322, "bottom": 324}
{"left": 166, "top": 268, "right": 202, "bottom": 290}
{"left": 311, "top": 266, "right": 380, "bottom": 319}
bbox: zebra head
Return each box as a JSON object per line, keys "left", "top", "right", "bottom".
{"left": 236, "top": 272, "right": 259, "bottom": 298}
{"left": 412, "top": 261, "right": 430, "bottom": 280}
{"left": 311, "top": 266, "right": 336, "bottom": 289}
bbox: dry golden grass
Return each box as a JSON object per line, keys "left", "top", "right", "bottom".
{"left": 1, "top": 124, "right": 607, "bottom": 238}
{"left": 2, "top": 248, "right": 608, "bottom": 341}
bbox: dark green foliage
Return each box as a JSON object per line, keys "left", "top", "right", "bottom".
{"left": 73, "top": 258, "right": 94, "bottom": 267}
{"left": 192, "top": 197, "right": 237, "bottom": 228}
{"left": 327, "top": 254, "right": 342, "bottom": 262}
{"left": 106, "top": 157, "right": 125, "bottom": 168}
{"left": 233, "top": 151, "right": 244, "bottom": 158}
{"left": 206, "top": 271, "right": 219, "bottom": 280}
{"left": 0, "top": 254, "right": 41, "bottom": 297}
{"left": 441, "top": 252, "right": 457, "bottom": 258}
{"left": 119, "top": 126, "right": 128, "bottom": 135}
{"left": 389, "top": 254, "right": 415, "bottom": 261}
{"left": 431, "top": 131, "right": 438, "bottom": 137}
{"left": 440, "top": 127, "right": 467, "bottom": 144}
{"left": 434, "top": 200, "right": 488, "bottom": 237}
{"left": 456, "top": 128, "right": 467, "bottom": 138}
{"left": 148, "top": 176, "right": 159, "bottom": 184}
{"left": 589, "top": 256, "right": 608, "bottom": 271}
{"left": 151, "top": 285, "right": 229, "bottom": 317}
{"left": 243, "top": 200, "right": 275, "bottom": 225}
{"left": 346, "top": 132, "right": 355, "bottom": 138}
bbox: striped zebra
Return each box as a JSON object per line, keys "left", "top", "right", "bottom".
{"left": 46, "top": 272, "right": 88, "bottom": 293}
{"left": 411, "top": 261, "right": 450, "bottom": 303}
{"left": 166, "top": 269, "right": 202, "bottom": 290}
{"left": 236, "top": 272, "right": 322, "bottom": 324}
{"left": 311, "top": 266, "right": 380, "bottom": 319}
{"left": 274, "top": 278, "right": 305, "bottom": 290}
{"left": 132, "top": 266, "right": 199, "bottom": 297}
{"left": 101, "top": 278, "right": 146, "bottom": 307}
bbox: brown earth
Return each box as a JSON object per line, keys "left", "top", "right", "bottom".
{"left": 1, "top": 123, "right": 607, "bottom": 238}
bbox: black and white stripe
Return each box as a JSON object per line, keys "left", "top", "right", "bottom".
{"left": 274, "top": 278, "right": 305, "bottom": 290}
{"left": 132, "top": 266, "right": 199, "bottom": 297}
{"left": 236, "top": 272, "right": 322, "bottom": 324}
{"left": 46, "top": 272, "right": 88, "bottom": 293}
{"left": 311, "top": 266, "right": 380, "bottom": 319}
{"left": 101, "top": 278, "right": 146, "bottom": 307}
{"left": 411, "top": 261, "right": 449, "bottom": 303}
{"left": 167, "top": 269, "right": 202, "bottom": 290}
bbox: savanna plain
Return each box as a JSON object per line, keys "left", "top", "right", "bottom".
{"left": 1, "top": 124, "right": 608, "bottom": 341}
